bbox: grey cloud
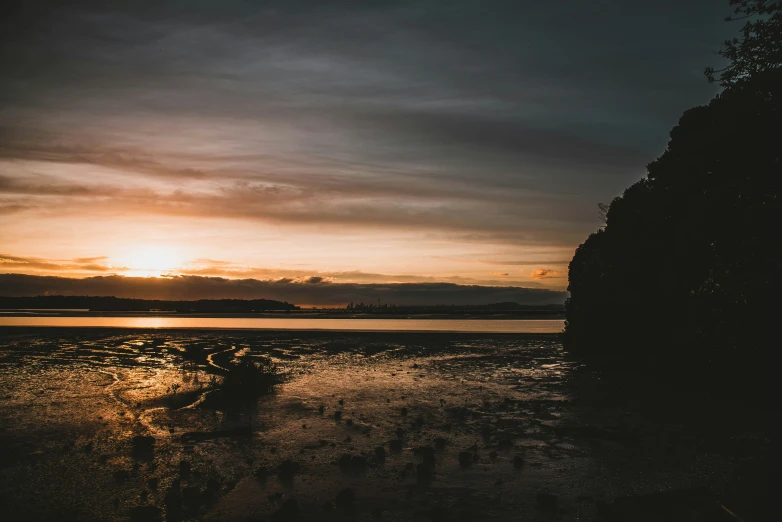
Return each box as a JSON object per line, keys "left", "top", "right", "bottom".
{"left": 0, "top": 141, "right": 210, "bottom": 180}
{"left": 0, "top": 1, "right": 733, "bottom": 252}
{"left": 0, "top": 172, "right": 589, "bottom": 246}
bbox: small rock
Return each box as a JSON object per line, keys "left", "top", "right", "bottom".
{"left": 536, "top": 492, "right": 557, "bottom": 510}
{"left": 277, "top": 459, "right": 300, "bottom": 481}
{"left": 205, "top": 478, "right": 221, "bottom": 502}
{"left": 389, "top": 439, "right": 403, "bottom": 451}
{"left": 429, "top": 506, "right": 448, "bottom": 522}
{"left": 181, "top": 486, "right": 202, "bottom": 510}
{"left": 113, "top": 469, "right": 131, "bottom": 483}
{"left": 164, "top": 480, "right": 182, "bottom": 518}
{"left": 178, "top": 460, "right": 192, "bottom": 478}
{"left": 375, "top": 446, "right": 386, "bottom": 461}
{"left": 346, "top": 419, "right": 354, "bottom": 427}
{"left": 415, "top": 446, "right": 435, "bottom": 466}
{"left": 254, "top": 467, "right": 267, "bottom": 481}
{"left": 272, "top": 499, "right": 298, "bottom": 521}
{"left": 334, "top": 411, "right": 342, "bottom": 421}
{"left": 318, "top": 405, "right": 325, "bottom": 414}
{"left": 417, "top": 462, "right": 433, "bottom": 481}
{"left": 129, "top": 505, "right": 161, "bottom": 521}
{"left": 338, "top": 454, "right": 367, "bottom": 472}
{"left": 513, "top": 455, "right": 524, "bottom": 469}
{"left": 433, "top": 437, "right": 446, "bottom": 451}
{"left": 458, "top": 452, "right": 473, "bottom": 467}
{"left": 131, "top": 435, "right": 155, "bottom": 461}
{"left": 335, "top": 488, "right": 355, "bottom": 510}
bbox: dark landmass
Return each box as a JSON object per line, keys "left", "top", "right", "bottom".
{"left": 0, "top": 295, "right": 297, "bottom": 312}
{"left": 0, "top": 295, "right": 564, "bottom": 318}
{"left": 564, "top": 4, "right": 780, "bottom": 393}
{"left": 0, "top": 273, "right": 568, "bottom": 307}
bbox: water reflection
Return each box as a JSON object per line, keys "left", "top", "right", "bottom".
{"left": 0, "top": 316, "right": 564, "bottom": 333}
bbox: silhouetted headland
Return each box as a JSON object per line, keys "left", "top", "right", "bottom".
{"left": 564, "top": 2, "right": 780, "bottom": 397}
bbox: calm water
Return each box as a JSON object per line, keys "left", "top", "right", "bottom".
{"left": 0, "top": 316, "right": 564, "bottom": 333}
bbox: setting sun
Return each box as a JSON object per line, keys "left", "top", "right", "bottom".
{"left": 114, "top": 245, "right": 184, "bottom": 277}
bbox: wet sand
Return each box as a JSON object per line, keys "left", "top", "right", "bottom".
{"left": 0, "top": 328, "right": 770, "bottom": 521}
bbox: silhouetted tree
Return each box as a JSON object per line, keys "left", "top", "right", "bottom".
{"left": 565, "top": 1, "right": 781, "bottom": 381}
{"left": 706, "top": 0, "right": 782, "bottom": 87}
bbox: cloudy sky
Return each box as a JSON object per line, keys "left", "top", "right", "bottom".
{"left": 0, "top": 1, "right": 732, "bottom": 302}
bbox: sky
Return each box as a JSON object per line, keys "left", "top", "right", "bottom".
{"left": 0, "top": 1, "right": 733, "bottom": 304}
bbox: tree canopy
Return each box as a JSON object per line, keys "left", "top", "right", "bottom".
{"left": 706, "top": 0, "right": 782, "bottom": 87}
{"left": 565, "top": 1, "right": 781, "bottom": 380}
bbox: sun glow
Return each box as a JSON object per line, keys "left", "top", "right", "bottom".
{"left": 114, "top": 245, "right": 184, "bottom": 277}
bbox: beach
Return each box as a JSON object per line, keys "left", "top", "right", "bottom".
{"left": 0, "top": 328, "right": 768, "bottom": 521}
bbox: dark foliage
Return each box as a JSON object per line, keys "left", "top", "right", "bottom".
{"left": 706, "top": 1, "right": 782, "bottom": 88}
{"left": 565, "top": 30, "right": 781, "bottom": 381}
{"left": 217, "top": 356, "right": 282, "bottom": 405}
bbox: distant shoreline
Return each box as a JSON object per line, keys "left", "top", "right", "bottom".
{"left": 0, "top": 296, "right": 564, "bottom": 319}
{"left": 0, "top": 310, "right": 564, "bottom": 320}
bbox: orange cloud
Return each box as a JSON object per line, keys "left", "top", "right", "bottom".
{"left": 529, "top": 268, "right": 563, "bottom": 280}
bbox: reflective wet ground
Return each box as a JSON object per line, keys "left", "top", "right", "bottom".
{"left": 0, "top": 329, "right": 768, "bottom": 521}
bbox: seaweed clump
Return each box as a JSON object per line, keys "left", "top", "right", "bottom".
{"left": 212, "top": 356, "right": 282, "bottom": 407}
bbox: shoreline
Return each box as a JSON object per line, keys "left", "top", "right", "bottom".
{"left": 0, "top": 325, "right": 564, "bottom": 336}
{"left": 0, "top": 311, "right": 565, "bottom": 320}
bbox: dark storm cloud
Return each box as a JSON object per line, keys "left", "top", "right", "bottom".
{"left": 0, "top": 1, "right": 732, "bottom": 244}
{"left": 0, "top": 273, "right": 567, "bottom": 306}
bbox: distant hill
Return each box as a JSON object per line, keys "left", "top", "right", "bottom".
{"left": 483, "top": 302, "right": 563, "bottom": 311}
{"left": 343, "top": 302, "right": 564, "bottom": 316}
{"left": 0, "top": 295, "right": 298, "bottom": 312}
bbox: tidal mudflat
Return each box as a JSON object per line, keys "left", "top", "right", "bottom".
{"left": 0, "top": 328, "right": 768, "bottom": 521}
